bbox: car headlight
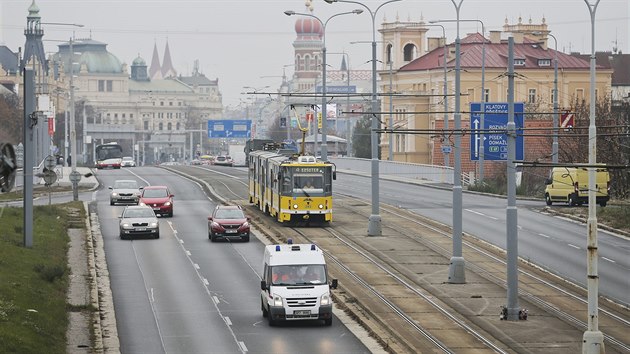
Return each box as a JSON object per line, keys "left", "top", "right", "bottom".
{"left": 150, "top": 222, "right": 158, "bottom": 228}
{"left": 111, "top": 192, "right": 118, "bottom": 196}
{"left": 164, "top": 201, "right": 172, "bottom": 206}
{"left": 121, "top": 223, "right": 132, "bottom": 229}
{"left": 320, "top": 293, "right": 331, "bottom": 306}
{"left": 139, "top": 202, "right": 146, "bottom": 206}
{"left": 293, "top": 204, "right": 298, "bottom": 209}
{"left": 273, "top": 294, "right": 283, "bottom": 307}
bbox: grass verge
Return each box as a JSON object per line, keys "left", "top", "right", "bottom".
{"left": 0, "top": 202, "right": 85, "bottom": 353}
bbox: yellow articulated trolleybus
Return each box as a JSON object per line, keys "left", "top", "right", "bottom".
{"left": 248, "top": 149, "right": 336, "bottom": 224}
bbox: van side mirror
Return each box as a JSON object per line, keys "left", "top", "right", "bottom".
{"left": 330, "top": 279, "right": 338, "bottom": 289}
{"left": 545, "top": 178, "right": 552, "bottom": 185}
{"left": 260, "top": 280, "right": 267, "bottom": 291}
{"left": 108, "top": 186, "right": 113, "bottom": 190}
{"left": 332, "top": 171, "right": 337, "bottom": 180}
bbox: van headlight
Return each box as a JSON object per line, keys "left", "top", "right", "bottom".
{"left": 318, "top": 204, "right": 324, "bottom": 209}
{"left": 273, "top": 294, "right": 283, "bottom": 307}
{"left": 320, "top": 293, "right": 331, "bottom": 306}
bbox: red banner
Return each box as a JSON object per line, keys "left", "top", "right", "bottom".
{"left": 48, "top": 115, "right": 55, "bottom": 136}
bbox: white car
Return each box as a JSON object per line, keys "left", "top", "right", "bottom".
{"left": 119, "top": 205, "right": 159, "bottom": 239}
{"left": 109, "top": 179, "right": 142, "bottom": 205}
{"left": 121, "top": 156, "right": 136, "bottom": 167}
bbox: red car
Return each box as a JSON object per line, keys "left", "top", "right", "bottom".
{"left": 139, "top": 186, "right": 174, "bottom": 217}
{"left": 208, "top": 205, "right": 250, "bottom": 242}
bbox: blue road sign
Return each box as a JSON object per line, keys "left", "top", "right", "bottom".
{"left": 207, "top": 120, "right": 251, "bottom": 138}
{"left": 469, "top": 102, "right": 524, "bottom": 161}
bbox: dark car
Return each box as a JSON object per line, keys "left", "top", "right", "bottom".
{"left": 119, "top": 205, "right": 160, "bottom": 239}
{"left": 139, "top": 186, "right": 174, "bottom": 217}
{"left": 208, "top": 205, "right": 250, "bottom": 242}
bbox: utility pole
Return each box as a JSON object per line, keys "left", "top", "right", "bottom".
{"left": 23, "top": 69, "right": 35, "bottom": 248}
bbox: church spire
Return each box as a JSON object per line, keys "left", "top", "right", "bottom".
{"left": 149, "top": 42, "right": 162, "bottom": 80}
{"left": 161, "top": 40, "right": 176, "bottom": 78}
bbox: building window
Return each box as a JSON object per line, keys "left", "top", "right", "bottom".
{"left": 178, "top": 102, "right": 182, "bottom": 106}
{"left": 169, "top": 101, "right": 173, "bottom": 106}
{"left": 305, "top": 55, "right": 311, "bottom": 71}
{"left": 514, "top": 58, "right": 526, "bottom": 66}
{"left": 576, "top": 88, "right": 585, "bottom": 101}
{"left": 106, "top": 80, "right": 113, "bottom": 92}
{"left": 167, "top": 122, "right": 172, "bottom": 130}
{"left": 114, "top": 113, "right": 118, "bottom": 119}
{"left": 403, "top": 43, "right": 417, "bottom": 61}
{"left": 130, "top": 114, "right": 134, "bottom": 119}
{"left": 98, "top": 80, "right": 105, "bottom": 92}
{"left": 158, "top": 122, "right": 163, "bottom": 130}
{"left": 528, "top": 89, "right": 536, "bottom": 103}
{"left": 386, "top": 44, "right": 393, "bottom": 64}
{"left": 176, "top": 122, "right": 181, "bottom": 130}
{"left": 144, "top": 121, "right": 149, "bottom": 130}
{"left": 484, "top": 89, "right": 490, "bottom": 102}
{"left": 160, "top": 101, "right": 164, "bottom": 106}
{"left": 538, "top": 59, "right": 551, "bottom": 67}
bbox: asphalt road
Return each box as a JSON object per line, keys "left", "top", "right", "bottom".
{"left": 334, "top": 172, "right": 630, "bottom": 307}
{"left": 95, "top": 167, "right": 370, "bottom": 354}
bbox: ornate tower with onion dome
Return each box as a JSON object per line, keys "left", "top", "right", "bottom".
{"left": 291, "top": 0, "right": 323, "bottom": 92}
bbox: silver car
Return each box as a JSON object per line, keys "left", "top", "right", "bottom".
{"left": 121, "top": 156, "right": 136, "bottom": 167}
{"left": 119, "top": 205, "right": 160, "bottom": 239}
{"left": 109, "top": 179, "right": 142, "bottom": 205}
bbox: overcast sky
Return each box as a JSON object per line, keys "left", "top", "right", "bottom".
{"left": 1, "top": 0, "right": 628, "bottom": 108}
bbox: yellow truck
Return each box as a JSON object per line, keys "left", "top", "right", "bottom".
{"left": 544, "top": 167, "right": 610, "bottom": 207}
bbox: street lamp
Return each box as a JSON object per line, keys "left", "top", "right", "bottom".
{"left": 547, "top": 33, "right": 559, "bottom": 164}
{"left": 582, "top": 0, "right": 604, "bottom": 352}
{"left": 284, "top": 8, "right": 363, "bottom": 161}
{"left": 325, "top": 0, "right": 402, "bottom": 236}
{"left": 424, "top": 24, "right": 450, "bottom": 167}
{"left": 431, "top": 18, "right": 485, "bottom": 179}
{"left": 327, "top": 51, "right": 351, "bottom": 156}
{"left": 446, "top": 0, "right": 466, "bottom": 283}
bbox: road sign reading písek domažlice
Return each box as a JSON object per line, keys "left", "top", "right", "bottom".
{"left": 207, "top": 120, "right": 251, "bottom": 138}
{"left": 469, "top": 102, "right": 524, "bottom": 161}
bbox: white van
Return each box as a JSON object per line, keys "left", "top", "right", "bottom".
{"left": 260, "top": 241, "right": 337, "bottom": 326}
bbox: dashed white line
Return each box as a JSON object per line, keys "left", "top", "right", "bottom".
{"left": 568, "top": 244, "right": 581, "bottom": 250}
{"left": 186, "top": 250, "right": 191, "bottom": 256}
{"left": 465, "top": 209, "right": 498, "bottom": 220}
{"left": 238, "top": 341, "right": 248, "bottom": 352}
{"left": 224, "top": 317, "right": 232, "bottom": 326}
{"left": 538, "top": 233, "right": 550, "bottom": 238}
{"left": 212, "top": 296, "right": 220, "bottom": 304}
{"left": 150, "top": 288, "right": 155, "bottom": 302}
{"left": 602, "top": 257, "right": 616, "bottom": 263}
{"left": 194, "top": 263, "right": 200, "bottom": 270}
{"left": 179, "top": 239, "right": 184, "bottom": 244}
{"left": 202, "top": 278, "right": 209, "bottom": 286}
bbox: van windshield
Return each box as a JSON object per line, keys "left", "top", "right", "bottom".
{"left": 270, "top": 265, "right": 326, "bottom": 286}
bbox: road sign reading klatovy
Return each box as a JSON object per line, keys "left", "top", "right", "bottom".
{"left": 207, "top": 120, "right": 251, "bottom": 138}
{"left": 469, "top": 102, "right": 525, "bottom": 161}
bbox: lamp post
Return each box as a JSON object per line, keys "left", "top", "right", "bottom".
{"left": 431, "top": 18, "right": 484, "bottom": 178}
{"left": 424, "top": 23, "right": 449, "bottom": 167}
{"left": 284, "top": 8, "right": 363, "bottom": 161}
{"left": 447, "top": 0, "right": 466, "bottom": 283}
{"left": 325, "top": 0, "right": 402, "bottom": 236}
{"left": 547, "top": 33, "right": 559, "bottom": 164}
{"left": 582, "top": 1, "right": 604, "bottom": 352}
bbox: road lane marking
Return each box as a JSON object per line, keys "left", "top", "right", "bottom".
{"left": 150, "top": 288, "right": 155, "bottom": 302}
{"left": 224, "top": 317, "right": 232, "bottom": 326}
{"left": 194, "top": 263, "right": 200, "bottom": 270}
{"left": 203, "top": 278, "right": 209, "bottom": 286}
{"left": 213, "top": 296, "right": 219, "bottom": 304}
{"left": 465, "top": 208, "right": 498, "bottom": 220}
{"left": 568, "top": 244, "right": 581, "bottom": 250}
{"left": 238, "top": 341, "right": 248, "bottom": 352}
{"left": 602, "top": 257, "right": 615, "bottom": 263}
{"left": 538, "top": 233, "right": 550, "bottom": 238}
{"left": 186, "top": 250, "right": 191, "bottom": 256}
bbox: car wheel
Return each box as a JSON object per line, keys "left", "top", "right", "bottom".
{"left": 110, "top": 200, "right": 115, "bottom": 206}
{"left": 155, "top": 233, "right": 160, "bottom": 239}
{"left": 169, "top": 211, "right": 173, "bottom": 217}
{"left": 324, "top": 318, "right": 332, "bottom": 326}
{"left": 120, "top": 233, "right": 126, "bottom": 240}
{"left": 210, "top": 233, "right": 216, "bottom": 242}
{"left": 545, "top": 193, "right": 552, "bottom": 206}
